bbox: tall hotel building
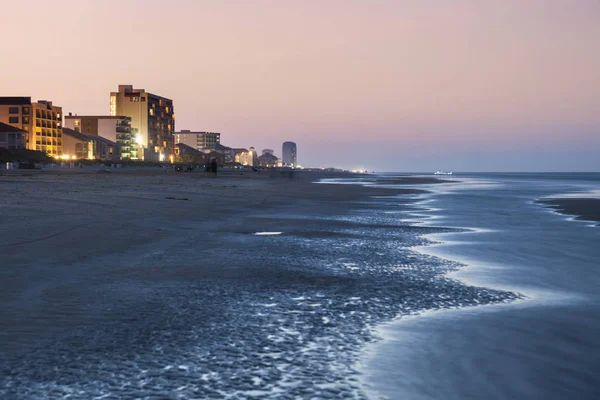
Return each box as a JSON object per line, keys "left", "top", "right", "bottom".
{"left": 0, "top": 97, "right": 63, "bottom": 156}
{"left": 282, "top": 141, "right": 297, "bottom": 168}
{"left": 109, "top": 85, "right": 174, "bottom": 161}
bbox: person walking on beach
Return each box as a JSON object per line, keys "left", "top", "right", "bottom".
{"left": 211, "top": 158, "right": 218, "bottom": 176}
{"left": 205, "top": 161, "right": 211, "bottom": 176}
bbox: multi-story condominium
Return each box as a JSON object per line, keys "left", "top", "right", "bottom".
{"left": 110, "top": 85, "right": 174, "bottom": 161}
{"left": 0, "top": 97, "right": 63, "bottom": 156}
{"left": 282, "top": 141, "right": 297, "bottom": 167}
{"left": 174, "top": 130, "right": 221, "bottom": 151}
{"left": 65, "top": 114, "right": 136, "bottom": 159}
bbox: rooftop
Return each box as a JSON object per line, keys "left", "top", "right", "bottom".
{"left": 65, "top": 115, "right": 127, "bottom": 119}
{"left": 62, "top": 128, "right": 117, "bottom": 146}
{"left": 0, "top": 122, "right": 26, "bottom": 133}
{"left": 0, "top": 97, "right": 32, "bottom": 105}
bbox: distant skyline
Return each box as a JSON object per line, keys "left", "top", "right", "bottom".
{"left": 1, "top": 0, "right": 599, "bottom": 171}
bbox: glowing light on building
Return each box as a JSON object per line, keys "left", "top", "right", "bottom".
{"left": 136, "top": 134, "right": 143, "bottom": 145}
{"left": 159, "top": 153, "right": 165, "bottom": 162}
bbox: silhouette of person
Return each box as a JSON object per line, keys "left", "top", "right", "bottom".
{"left": 211, "top": 158, "right": 218, "bottom": 176}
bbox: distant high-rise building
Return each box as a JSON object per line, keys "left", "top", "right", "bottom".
{"left": 262, "top": 149, "right": 274, "bottom": 155}
{"left": 110, "top": 85, "right": 174, "bottom": 161}
{"left": 65, "top": 115, "right": 136, "bottom": 159}
{"left": 0, "top": 97, "right": 63, "bottom": 156}
{"left": 282, "top": 141, "right": 297, "bottom": 167}
{"left": 174, "top": 130, "right": 220, "bottom": 151}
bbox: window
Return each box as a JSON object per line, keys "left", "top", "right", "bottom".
{"left": 23, "top": 116, "right": 30, "bottom": 124}
{"left": 8, "top": 107, "right": 19, "bottom": 114}
{"left": 9, "top": 116, "right": 19, "bottom": 124}
{"left": 22, "top": 107, "right": 30, "bottom": 115}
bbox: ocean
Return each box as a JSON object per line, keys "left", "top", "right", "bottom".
{"left": 358, "top": 173, "right": 600, "bottom": 399}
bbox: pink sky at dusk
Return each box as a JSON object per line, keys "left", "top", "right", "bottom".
{"left": 1, "top": 0, "right": 599, "bottom": 171}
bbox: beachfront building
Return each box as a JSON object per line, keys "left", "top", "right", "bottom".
{"left": 65, "top": 114, "right": 137, "bottom": 159}
{"left": 62, "top": 128, "right": 119, "bottom": 161}
{"left": 234, "top": 147, "right": 259, "bottom": 166}
{"left": 202, "top": 142, "right": 234, "bottom": 163}
{"left": 174, "top": 130, "right": 220, "bottom": 151}
{"left": 257, "top": 152, "right": 278, "bottom": 167}
{"left": 110, "top": 85, "right": 174, "bottom": 162}
{"left": 0, "top": 97, "right": 63, "bottom": 156}
{"left": 205, "top": 150, "right": 225, "bottom": 165}
{"left": 174, "top": 143, "right": 207, "bottom": 163}
{"left": 0, "top": 122, "right": 26, "bottom": 149}
{"left": 282, "top": 141, "right": 297, "bottom": 167}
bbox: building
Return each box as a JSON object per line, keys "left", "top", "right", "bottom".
{"left": 257, "top": 152, "right": 278, "bottom": 168}
{"left": 282, "top": 141, "right": 297, "bottom": 167}
{"left": 0, "top": 97, "right": 63, "bottom": 156}
{"left": 205, "top": 151, "right": 225, "bottom": 165}
{"left": 174, "top": 130, "right": 220, "bottom": 151}
{"left": 0, "top": 122, "right": 26, "bottom": 149}
{"left": 110, "top": 85, "right": 174, "bottom": 161}
{"left": 235, "top": 146, "right": 258, "bottom": 166}
{"left": 65, "top": 114, "right": 136, "bottom": 159}
{"left": 62, "top": 128, "right": 119, "bottom": 161}
{"left": 202, "top": 142, "right": 234, "bottom": 163}
{"left": 174, "top": 143, "right": 206, "bottom": 163}
{"left": 262, "top": 149, "right": 274, "bottom": 155}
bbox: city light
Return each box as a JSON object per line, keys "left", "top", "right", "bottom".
{"left": 136, "top": 134, "right": 143, "bottom": 145}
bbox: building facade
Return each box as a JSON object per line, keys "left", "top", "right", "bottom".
{"left": 110, "top": 85, "right": 174, "bottom": 161}
{"left": 0, "top": 97, "right": 63, "bottom": 156}
{"left": 202, "top": 142, "right": 234, "bottom": 163}
{"left": 0, "top": 122, "right": 26, "bottom": 149}
{"left": 282, "top": 141, "right": 297, "bottom": 167}
{"left": 65, "top": 115, "right": 136, "bottom": 159}
{"left": 257, "top": 152, "right": 278, "bottom": 167}
{"left": 174, "top": 143, "right": 207, "bottom": 163}
{"left": 62, "top": 128, "right": 120, "bottom": 161}
{"left": 235, "top": 146, "right": 259, "bottom": 166}
{"left": 174, "top": 130, "right": 220, "bottom": 151}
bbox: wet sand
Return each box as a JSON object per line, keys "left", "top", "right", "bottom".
{"left": 539, "top": 198, "right": 600, "bottom": 226}
{"left": 0, "top": 169, "right": 517, "bottom": 399}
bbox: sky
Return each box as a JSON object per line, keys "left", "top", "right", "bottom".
{"left": 1, "top": 0, "right": 599, "bottom": 171}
